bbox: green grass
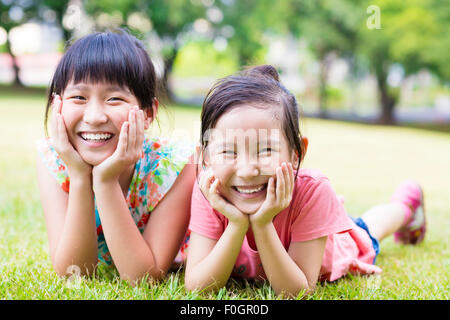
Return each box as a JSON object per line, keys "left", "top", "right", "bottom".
{"left": 0, "top": 91, "right": 449, "bottom": 300}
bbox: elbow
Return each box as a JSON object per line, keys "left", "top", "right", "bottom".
{"left": 119, "top": 266, "right": 166, "bottom": 286}
{"left": 53, "top": 262, "right": 94, "bottom": 279}
{"left": 274, "top": 283, "right": 316, "bottom": 299}
{"left": 184, "top": 277, "right": 201, "bottom": 292}
{"left": 184, "top": 276, "right": 222, "bottom": 293}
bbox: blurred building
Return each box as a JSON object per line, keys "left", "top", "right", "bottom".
{"left": 0, "top": 22, "right": 62, "bottom": 86}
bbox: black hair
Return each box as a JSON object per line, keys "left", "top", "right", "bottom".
{"left": 200, "top": 65, "right": 305, "bottom": 174}
{"left": 44, "top": 29, "right": 157, "bottom": 134}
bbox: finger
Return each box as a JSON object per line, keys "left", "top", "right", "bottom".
{"left": 276, "top": 165, "right": 285, "bottom": 200}
{"left": 266, "top": 177, "right": 276, "bottom": 201}
{"left": 117, "top": 121, "right": 129, "bottom": 155}
{"left": 128, "top": 107, "right": 137, "bottom": 151}
{"left": 53, "top": 113, "right": 62, "bottom": 145}
{"left": 57, "top": 114, "right": 70, "bottom": 143}
{"left": 50, "top": 95, "right": 61, "bottom": 137}
{"left": 136, "top": 109, "right": 145, "bottom": 151}
{"left": 210, "top": 178, "right": 220, "bottom": 195}
{"left": 280, "top": 162, "right": 289, "bottom": 194}
{"left": 200, "top": 168, "right": 213, "bottom": 190}
{"left": 205, "top": 167, "right": 215, "bottom": 185}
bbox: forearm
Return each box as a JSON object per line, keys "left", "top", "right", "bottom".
{"left": 93, "top": 180, "right": 160, "bottom": 283}
{"left": 53, "top": 175, "right": 98, "bottom": 277}
{"left": 185, "top": 222, "right": 248, "bottom": 292}
{"left": 252, "top": 222, "right": 310, "bottom": 297}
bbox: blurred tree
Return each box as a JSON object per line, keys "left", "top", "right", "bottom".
{"left": 84, "top": 0, "right": 206, "bottom": 101}
{"left": 358, "top": 0, "right": 449, "bottom": 123}
{"left": 40, "top": 0, "right": 71, "bottom": 43}
{"left": 279, "top": 0, "right": 364, "bottom": 117}
{"left": 0, "top": 0, "right": 38, "bottom": 86}
{"left": 213, "top": 0, "right": 270, "bottom": 67}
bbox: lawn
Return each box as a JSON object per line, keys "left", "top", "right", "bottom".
{"left": 0, "top": 89, "right": 449, "bottom": 300}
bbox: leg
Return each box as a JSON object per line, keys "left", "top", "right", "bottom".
{"left": 361, "top": 202, "right": 406, "bottom": 242}
{"left": 363, "top": 180, "right": 426, "bottom": 245}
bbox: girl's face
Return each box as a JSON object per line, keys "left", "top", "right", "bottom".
{"left": 60, "top": 81, "right": 149, "bottom": 166}
{"left": 204, "top": 105, "right": 297, "bottom": 215}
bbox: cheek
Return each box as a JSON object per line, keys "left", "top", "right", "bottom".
{"left": 210, "top": 164, "right": 234, "bottom": 187}
{"left": 60, "top": 108, "right": 81, "bottom": 133}
{"left": 111, "top": 110, "right": 131, "bottom": 130}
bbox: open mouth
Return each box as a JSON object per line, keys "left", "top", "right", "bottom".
{"left": 79, "top": 132, "right": 114, "bottom": 142}
{"left": 232, "top": 184, "right": 267, "bottom": 195}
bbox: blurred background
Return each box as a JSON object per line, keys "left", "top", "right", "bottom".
{"left": 0, "top": 0, "right": 449, "bottom": 125}
{"left": 0, "top": 2, "right": 449, "bottom": 298}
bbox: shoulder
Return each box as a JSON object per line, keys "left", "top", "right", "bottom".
{"left": 290, "top": 167, "right": 342, "bottom": 221}
{"left": 289, "top": 168, "right": 352, "bottom": 242}
{"left": 296, "top": 168, "right": 329, "bottom": 182}
{"left": 142, "top": 136, "right": 194, "bottom": 173}
{"left": 135, "top": 135, "right": 195, "bottom": 211}
{"left": 35, "top": 138, "right": 70, "bottom": 192}
{"left": 294, "top": 168, "right": 333, "bottom": 199}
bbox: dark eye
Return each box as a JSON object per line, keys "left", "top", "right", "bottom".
{"left": 222, "top": 150, "right": 236, "bottom": 156}
{"left": 71, "top": 96, "right": 86, "bottom": 100}
{"left": 108, "top": 97, "right": 125, "bottom": 102}
{"left": 259, "top": 148, "right": 273, "bottom": 154}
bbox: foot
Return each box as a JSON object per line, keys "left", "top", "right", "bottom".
{"left": 391, "top": 180, "right": 426, "bottom": 245}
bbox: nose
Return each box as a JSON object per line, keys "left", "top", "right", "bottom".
{"left": 236, "top": 156, "right": 260, "bottom": 179}
{"left": 83, "top": 101, "right": 108, "bottom": 125}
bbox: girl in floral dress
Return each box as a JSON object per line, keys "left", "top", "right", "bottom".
{"left": 36, "top": 30, "right": 195, "bottom": 284}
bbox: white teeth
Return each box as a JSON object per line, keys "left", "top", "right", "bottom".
{"left": 235, "top": 185, "right": 265, "bottom": 194}
{"left": 81, "top": 133, "right": 112, "bottom": 141}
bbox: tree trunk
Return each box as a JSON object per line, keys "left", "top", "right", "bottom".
{"left": 376, "top": 74, "right": 397, "bottom": 125}
{"left": 161, "top": 53, "right": 176, "bottom": 103}
{"left": 318, "top": 58, "right": 328, "bottom": 118}
{"left": 5, "top": 37, "right": 23, "bottom": 87}
{"left": 318, "top": 52, "right": 332, "bottom": 118}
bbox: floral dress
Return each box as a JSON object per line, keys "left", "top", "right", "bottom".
{"left": 36, "top": 135, "right": 193, "bottom": 265}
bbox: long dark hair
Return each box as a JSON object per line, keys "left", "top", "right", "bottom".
{"left": 200, "top": 65, "right": 306, "bottom": 173}
{"left": 44, "top": 29, "right": 157, "bottom": 135}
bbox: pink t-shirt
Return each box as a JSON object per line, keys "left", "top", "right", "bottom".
{"left": 189, "top": 168, "right": 382, "bottom": 282}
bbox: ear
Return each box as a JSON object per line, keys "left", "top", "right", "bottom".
{"left": 291, "top": 136, "right": 309, "bottom": 168}
{"left": 143, "top": 98, "right": 159, "bottom": 130}
{"left": 301, "top": 136, "right": 309, "bottom": 161}
{"left": 201, "top": 148, "right": 210, "bottom": 168}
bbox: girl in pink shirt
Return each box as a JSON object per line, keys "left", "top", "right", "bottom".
{"left": 184, "top": 65, "right": 426, "bottom": 297}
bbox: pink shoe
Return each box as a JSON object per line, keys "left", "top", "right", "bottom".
{"left": 391, "top": 180, "right": 426, "bottom": 245}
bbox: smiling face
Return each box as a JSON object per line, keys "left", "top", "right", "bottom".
{"left": 60, "top": 81, "right": 149, "bottom": 166}
{"left": 204, "top": 105, "right": 297, "bottom": 214}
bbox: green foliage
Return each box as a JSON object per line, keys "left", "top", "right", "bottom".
{"left": 0, "top": 1, "right": 38, "bottom": 32}
{"left": 325, "top": 86, "right": 345, "bottom": 108}
{"left": 173, "top": 41, "right": 238, "bottom": 78}
{"left": 358, "top": 0, "right": 447, "bottom": 77}
{"left": 84, "top": 0, "right": 206, "bottom": 59}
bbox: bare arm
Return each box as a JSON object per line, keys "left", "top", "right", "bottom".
{"left": 36, "top": 153, "right": 98, "bottom": 277}
{"left": 93, "top": 163, "right": 195, "bottom": 283}
{"left": 249, "top": 162, "right": 326, "bottom": 297}
{"left": 252, "top": 221, "right": 327, "bottom": 297}
{"left": 37, "top": 95, "right": 98, "bottom": 277}
{"left": 184, "top": 221, "right": 248, "bottom": 292}
{"left": 184, "top": 170, "right": 251, "bottom": 292}
{"left": 91, "top": 107, "right": 195, "bottom": 283}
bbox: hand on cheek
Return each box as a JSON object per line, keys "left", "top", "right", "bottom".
{"left": 250, "top": 162, "right": 294, "bottom": 228}
{"left": 199, "top": 168, "right": 249, "bottom": 227}
{"left": 50, "top": 95, "right": 92, "bottom": 177}
{"left": 92, "top": 106, "right": 145, "bottom": 185}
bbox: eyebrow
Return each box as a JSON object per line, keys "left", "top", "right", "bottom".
{"left": 66, "top": 84, "right": 129, "bottom": 93}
